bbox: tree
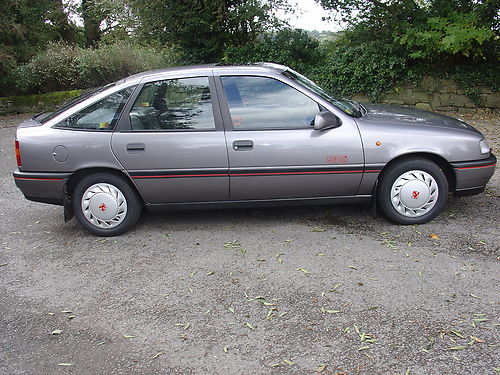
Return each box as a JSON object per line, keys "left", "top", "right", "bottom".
{"left": 316, "top": 0, "right": 498, "bottom": 60}
{"left": 0, "top": 0, "right": 82, "bottom": 95}
{"left": 128, "top": 0, "right": 290, "bottom": 62}
{"left": 51, "top": 0, "right": 78, "bottom": 45}
{"left": 223, "top": 28, "right": 323, "bottom": 74}
{"left": 81, "top": 0, "right": 104, "bottom": 46}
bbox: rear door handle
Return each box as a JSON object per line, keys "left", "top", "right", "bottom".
{"left": 233, "top": 140, "right": 253, "bottom": 151}
{"left": 126, "top": 143, "right": 145, "bottom": 152}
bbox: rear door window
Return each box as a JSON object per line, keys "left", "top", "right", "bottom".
{"left": 129, "top": 77, "right": 216, "bottom": 131}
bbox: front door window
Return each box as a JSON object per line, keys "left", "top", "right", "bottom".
{"left": 221, "top": 76, "right": 320, "bottom": 130}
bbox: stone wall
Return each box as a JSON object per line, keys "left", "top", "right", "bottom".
{"left": 352, "top": 75, "right": 500, "bottom": 113}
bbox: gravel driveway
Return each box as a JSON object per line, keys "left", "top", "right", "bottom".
{"left": 0, "top": 113, "right": 498, "bottom": 375}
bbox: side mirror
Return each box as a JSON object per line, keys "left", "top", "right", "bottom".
{"left": 314, "top": 111, "right": 342, "bottom": 131}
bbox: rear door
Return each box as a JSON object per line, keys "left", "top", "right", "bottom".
{"left": 111, "top": 74, "right": 229, "bottom": 204}
{"left": 215, "top": 74, "right": 364, "bottom": 200}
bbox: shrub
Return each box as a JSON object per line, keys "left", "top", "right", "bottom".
{"left": 223, "top": 30, "right": 412, "bottom": 101}
{"left": 222, "top": 29, "right": 324, "bottom": 75}
{"left": 14, "top": 41, "right": 180, "bottom": 94}
{"left": 15, "top": 43, "right": 81, "bottom": 94}
{"left": 77, "top": 42, "right": 179, "bottom": 88}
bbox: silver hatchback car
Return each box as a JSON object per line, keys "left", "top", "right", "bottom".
{"left": 13, "top": 63, "right": 496, "bottom": 236}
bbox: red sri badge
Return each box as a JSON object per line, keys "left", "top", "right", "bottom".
{"left": 326, "top": 155, "right": 348, "bottom": 164}
{"left": 99, "top": 203, "right": 107, "bottom": 211}
{"left": 412, "top": 191, "right": 420, "bottom": 199}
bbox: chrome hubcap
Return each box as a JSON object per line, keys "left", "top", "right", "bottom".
{"left": 81, "top": 183, "right": 127, "bottom": 228}
{"left": 390, "top": 170, "right": 438, "bottom": 217}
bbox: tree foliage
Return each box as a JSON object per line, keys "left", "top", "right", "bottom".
{"left": 0, "top": 0, "right": 78, "bottom": 93}
{"left": 128, "top": 0, "right": 289, "bottom": 62}
{"left": 396, "top": 12, "right": 496, "bottom": 59}
{"left": 223, "top": 29, "right": 322, "bottom": 73}
{"left": 1, "top": 0, "right": 498, "bottom": 99}
{"left": 317, "top": 0, "right": 499, "bottom": 61}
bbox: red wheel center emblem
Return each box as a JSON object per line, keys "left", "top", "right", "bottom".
{"left": 98, "top": 203, "right": 107, "bottom": 211}
{"left": 411, "top": 191, "right": 420, "bottom": 199}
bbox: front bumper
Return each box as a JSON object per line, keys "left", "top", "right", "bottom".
{"left": 451, "top": 153, "right": 496, "bottom": 196}
{"left": 13, "top": 170, "right": 72, "bottom": 205}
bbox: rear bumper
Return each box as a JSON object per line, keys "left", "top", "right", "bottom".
{"left": 451, "top": 154, "right": 496, "bottom": 195}
{"left": 13, "top": 170, "right": 72, "bottom": 205}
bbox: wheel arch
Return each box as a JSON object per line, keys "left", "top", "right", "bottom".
{"left": 379, "top": 152, "right": 456, "bottom": 192}
{"left": 65, "top": 167, "right": 145, "bottom": 203}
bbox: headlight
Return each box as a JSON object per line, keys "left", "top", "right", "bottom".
{"left": 479, "top": 139, "right": 490, "bottom": 155}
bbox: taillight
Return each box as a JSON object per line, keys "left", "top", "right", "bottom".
{"left": 15, "top": 140, "right": 21, "bottom": 166}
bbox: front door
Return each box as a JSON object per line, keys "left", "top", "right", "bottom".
{"left": 112, "top": 76, "right": 229, "bottom": 204}
{"left": 217, "top": 75, "right": 364, "bottom": 200}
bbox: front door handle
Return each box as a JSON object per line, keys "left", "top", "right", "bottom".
{"left": 233, "top": 140, "right": 253, "bottom": 151}
{"left": 126, "top": 143, "right": 145, "bottom": 152}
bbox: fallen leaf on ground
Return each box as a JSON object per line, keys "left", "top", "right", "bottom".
{"left": 316, "top": 364, "right": 327, "bottom": 373}
{"left": 296, "top": 268, "right": 310, "bottom": 275}
{"left": 470, "top": 335, "right": 484, "bottom": 343}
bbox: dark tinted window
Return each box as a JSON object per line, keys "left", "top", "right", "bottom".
{"left": 54, "top": 88, "right": 132, "bottom": 130}
{"left": 129, "top": 77, "right": 215, "bottom": 131}
{"left": 221, "top": 76, "right": 320, "bottom": 130}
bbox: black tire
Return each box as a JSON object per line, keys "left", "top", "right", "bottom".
{"left": 377, "top": 158, "right": 448, "bottom": 224}
{"left": 73, "top": 173, "right": 142, "bottom": 236}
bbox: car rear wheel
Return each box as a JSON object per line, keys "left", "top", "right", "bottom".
{"left": 73, "top": 173, "right": 141, "bottom": 236}
{"left": 378, "top": 158, "right": 448, "bottom": 224}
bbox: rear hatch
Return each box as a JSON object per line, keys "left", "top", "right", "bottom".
{"left": 17, "top": 113, "right": 46, "bottom": 128}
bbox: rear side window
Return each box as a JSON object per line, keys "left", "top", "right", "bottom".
{"left": 128, "top": 77, "right": 216, "bottom": 131}
{"left": 54, "top": 88, "right": 133, "bottom": 130}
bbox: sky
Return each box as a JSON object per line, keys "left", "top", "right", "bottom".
{"left": 277, "top": 0, "right": 341, "bottom": 32}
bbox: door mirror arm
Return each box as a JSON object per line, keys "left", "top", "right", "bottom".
{"left": 313, "top": 111, "right": 342, "bottom": 131}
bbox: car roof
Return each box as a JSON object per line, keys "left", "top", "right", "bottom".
{"left": 121, "top": 62, "right": 288, "bottom": 84}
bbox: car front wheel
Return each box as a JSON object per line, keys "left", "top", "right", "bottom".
{"left": 378, "top": 158, "right": 448, "bottom": 224}
{"left": 73, "top": 173, "right": 141, "bottom": 236}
